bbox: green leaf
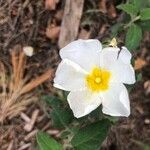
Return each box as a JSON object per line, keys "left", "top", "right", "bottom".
{"left": 130, "top": 0, "right": 142, "bottom": 10}
{"left": 89, "top": 106, "right": 102, "bottom": 120}
{"left": 43, "top": 96, "right": 74, "bottom": 128}
{"left": 140, "top": 0, "right": 150, "bottom": 8}
{"left": 140, "top": 8, "right": 150, "bottom": 20}
{"left": 125, "top": 24, "right": 142, "bottom": 50}
{"left": 117, "top": 4, "right": 138, "bottom": 16}
{"left": 136, "top": 72, "right": 142, "bottom": 81}
{"left": 71, "top": 119, "right": 111, "bottom": 150}
{"left": 51, "top": 107, "right": 74, "bottom": 128}
{"left": 36, "top": 131, "right": 62, "bottom": 150}
{"left": 129, "top": 0, "right": 150, "bottom": 9}
{"left": 144, "top": 144, "right": 150, "bottom": 150}
{"left": 138, "top": 20, "right": 150, "bottom": 31}
{"left": 42, "top": 96, "right": 63, "bottom": 108}
{"left": 111, "top": 23, "right": 124, "bottom": 37}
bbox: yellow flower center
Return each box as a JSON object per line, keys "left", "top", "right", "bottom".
{"left": 95, "top": 77, "right": 101, "bottom": 83}
{"left": 86, "top": 67, "right": 111, "bottom": 92}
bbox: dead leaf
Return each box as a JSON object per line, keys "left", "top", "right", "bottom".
{"left": 134, "top": 58, "right": 146, "bottom": 70}
{"left": 46, "top": 24, "right": 60, "bottom": 40}
{"left": 45, "top": 0, "right": 59, "bottom": 10}
{"left": 144, "top": 80, "right": 150, "bottom": 95}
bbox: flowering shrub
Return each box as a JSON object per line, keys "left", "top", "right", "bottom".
{"left": 36, "top": 0, "right": 150, "bottom": 149}
{"left": 37, "top": 38, "right": 136, "bottom": 150}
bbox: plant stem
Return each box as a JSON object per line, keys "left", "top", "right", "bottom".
{"left": 124, "top": 15, "right": 141, "bottom": 29}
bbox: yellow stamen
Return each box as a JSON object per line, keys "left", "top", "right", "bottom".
{"left": 95, "top": 77, "right": 101, "bottom": 83}
{"left": 109, "top": 38, "right": 117, "bottom": 47}
{"left": 86, "top": 67, "right": 111, "bottom": 92}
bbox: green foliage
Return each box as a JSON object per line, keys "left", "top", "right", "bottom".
{"left": 129, "top": 0, "right": 150, "bottom": 10}
{"left": 43, "top": 95, "right": 63, "bottom": 108}
{"left": 125, "top": 24, "right": 142, "bottom": 50}
{"left": 111, "top": 23, "right": 123, "bottom": 37}
{"left": 43, "top": 95, "right": 74, "bottom": 128}
{"left": 138, "top": 20, "right": 150, "bottom": 31}
{"left": 140, "top": 8, "right": 150, "bottom": 20}
{"left": 136, "top": 72, "right": 142, "bottom": 82}
{"left": 51, "top": 107, "right": 74, "bottom": 128}
{"left": 35, "top": 1, "right": 149, "bottom": 149}
{"left": 144, "top": 144, "right": 150, "bottom": 150}
{"left": 116, "top": 0, "right": 150, "bottom": 51}
{"left": 130, "top": 0, "right": 142, "bottom": 10}
{"left": 117, "top": 4, "right": 138, "bottom": 16}
{"left": 39, "top": 95, "right": 115, "bottom": 150}
{"left": 89, "top": 106, "right": 102, "bottom": 120}
{"left": 71, "top": 119, "right": 111, "bottom": 150}
{"left": 36, "top": 131, "right": 62, "bottom": 150}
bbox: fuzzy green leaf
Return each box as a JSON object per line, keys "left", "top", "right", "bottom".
{"left": 130, "top": 0, "right": 142, "bottom": 10}
{"left": 43, "top": 96, "right": 74, "bottom": 128}
{"left": 43, "top": 96, "right": 63, "bottom": 108}
{"left": 125, "top": 24, "right": 142, "bottom": 50}
{"left": 140, "top": 8, "right": 150, "bottom": 20}
{"left": 36, "top": 131, "right": 62, "bottom": 150}
{"left": 111, "top": 23, "right": 123, "bottom": 37}
{"left": 139, "top": 20, "right": 150, "bottom": 31}
{"left": 71, "top": 119, "right": 111, "bottom": 150}
{"left": 51, "top": 107, "right": 74, "bottom": 128}
{"left": 117, "top": 4, "right": 138, "bottom": 16}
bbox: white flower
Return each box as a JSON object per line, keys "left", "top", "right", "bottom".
{"left": 53, "top": 39, "right": 135, "bottom": 118}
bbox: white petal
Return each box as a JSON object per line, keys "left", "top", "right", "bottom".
{"left": 54, "top": 59, "right": 87, "bottom": 91}
{"left": 100, "top": 47, "right": 135, "bottom": 84}
{"left": 67, "top": 89, "right": 102, "bottom": 118}
{"left": 118, "top": 47, "right": 131, "bottom": 64}
{"left": 101, "top": 83, "right": 130, "bottom": 117}
{"left": 100, "top": 47, "right": 119, "bottom": 69}
{"left": 100, "top": 47, "right": 132, "bottom": 69}
{"left": 110, "top": 61, "right": 136, "bottom": 84}
{"left": 60, "top": 39, "right": 102, "bottom": 71}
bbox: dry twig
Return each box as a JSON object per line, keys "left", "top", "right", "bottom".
{"left": 24, "top": 129, "right": 38, "bottom": 141}
{"left": 24, "top": 109, "right": 39, "bottom": 132}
